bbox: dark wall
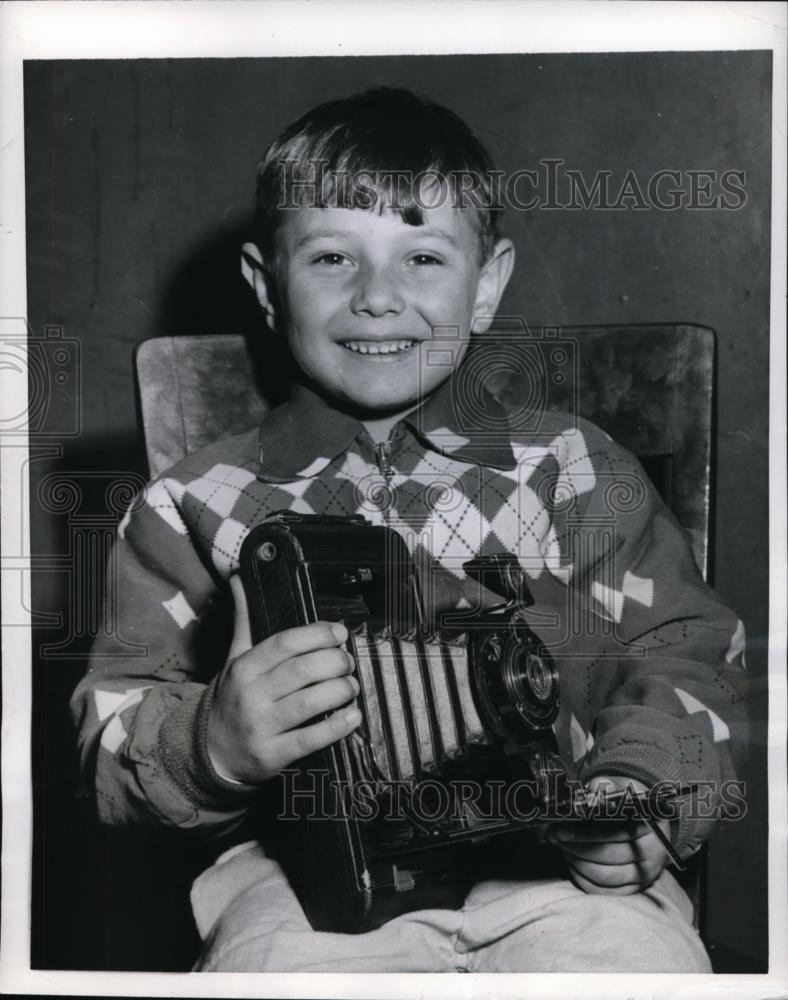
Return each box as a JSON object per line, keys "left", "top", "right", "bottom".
{"left": 24, "top": 53, "right": 771, "bottom": 970}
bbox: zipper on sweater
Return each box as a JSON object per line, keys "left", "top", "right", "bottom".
{"left": 374, "top": 441, "right": 393, "bottom": 481}
{"left": 374, "top": 440, "right": 394, "bottom": 523}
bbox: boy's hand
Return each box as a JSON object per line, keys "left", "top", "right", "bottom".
{"left": 546, "top": 776, "right": 671, "bottom": 895}
{"left": 206, "top": 575, "right": 361, "bottom": 785}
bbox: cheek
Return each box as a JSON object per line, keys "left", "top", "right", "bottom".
{"left": 284, "top": 298, "right": 334, "bottom": 350}
{"left": 419, "top": 338, "right": 472, "bottom": 394}
{"left": 286, "top": 331, "right": 330, "bottom": 376}
{"left": 421, "top": 272, "right": 481, "bottom": 322}
{"left": 286, "top": 281, "right": 348, "bottom": 328}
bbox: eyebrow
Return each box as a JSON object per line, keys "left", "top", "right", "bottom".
{"left": 411, "top": 227, "right": 461, "bottom": 247}
{"left": 295, "top": 231, "right": 355, "bottom": 249}
{"left": 294, "top": 226, "right": 462, "bottom": 250}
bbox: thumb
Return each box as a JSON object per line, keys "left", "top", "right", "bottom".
{"left": 584, "top": 775, "right": 625, "bottom": 807}
{"left": 226, "top": 574, "right": 253, "bottom": 663}
{"left": 586, "top": 775, "right": 622, "bottom": 796}
{"left": 586, "top": 775, "right": 650, "bottom": 800}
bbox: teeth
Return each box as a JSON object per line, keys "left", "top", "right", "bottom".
{"left": 342, "top": 340, "right": 415, "bottom": 355}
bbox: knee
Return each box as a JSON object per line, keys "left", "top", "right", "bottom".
{"left": 474, "top": 877, "right": 712, "bottom": 973}
{"left": 544, "top": 891, "right": 712, "bottom": 973}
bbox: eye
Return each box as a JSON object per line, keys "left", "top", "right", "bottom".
{"left": 408, "top": 253, "right": 443, "bottom": 266}
{"left": 312, "top": 252, "right": 351, "bottom": 267}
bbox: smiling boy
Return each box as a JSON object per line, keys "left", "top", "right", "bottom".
{"left": 71, "top": 88, "right": 747, "bottom": 972}
{"left": 240, "top": 194, "right": 511, "bottom": 434}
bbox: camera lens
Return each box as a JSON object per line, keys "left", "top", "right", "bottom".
{"left": 471, "top": 627, "right": 559, "bottom": 745}
{"left": 524, "top": 654, "right": 553, "bottom": 703}
{"left": 502, "top": 641, "right": 558, "bottom": 717}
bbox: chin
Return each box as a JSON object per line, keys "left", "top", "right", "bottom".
{"left": 340, "top": 391, "right": 420, "bottom": 419}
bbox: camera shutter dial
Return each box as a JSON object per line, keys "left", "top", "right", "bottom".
{"left": 470, "top": 626, "right": 560, "bottom": 745}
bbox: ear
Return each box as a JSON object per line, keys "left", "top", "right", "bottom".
{"left": 471, "top": 238, "right": 515, "bottom": 334}
{"left": 241, "top": 241, "right": 279, "bottom": 333}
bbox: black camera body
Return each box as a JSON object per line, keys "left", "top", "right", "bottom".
{"left": 239, "top": 512, "right": 570, "bottom": 933}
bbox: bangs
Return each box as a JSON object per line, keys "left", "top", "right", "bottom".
{"left": 278, "top": 160, "right": 471, "bottom": 224}
{"left": 254, "top": 88, "right": 504, "bottom": 266}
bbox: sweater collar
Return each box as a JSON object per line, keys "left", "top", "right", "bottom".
{"left": 256, "top": 370, "right": 516, "bottom": 483}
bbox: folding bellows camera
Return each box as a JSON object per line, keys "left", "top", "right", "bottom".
{"left": 239, "top": 512, "right": 570, "bottom": 932}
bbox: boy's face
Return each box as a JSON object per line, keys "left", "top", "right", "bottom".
{"left": 242, "top": 199, "right": 513, "bottom": 418}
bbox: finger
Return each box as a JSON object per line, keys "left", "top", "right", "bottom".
{"left": 226, "top": 575, "right": 253, "bottom": 662}
{"left": 266, "top": 704, "right": 363, "bottom": 769}
{"left": 569, "top": 855, "right": 665, "bottom": 891}
{"left": 586, "top": 775, "right": 650, "bottom": 796}
{"left": 558, "top": 834, "right": 666, "bottom": 867}
{"left": 568, "top": 856, "right": 656, "bottom": 889}
{"left": 548, "top": 820, "right": 653, "bottom": 845}
{"left": 569, "top": 867, "right": 645, "bottom": 896}
{"left": 586, "top": 775, "right": 622, "bottom": 796}
{"left": 583, "top": 775, "right": 653, "bottom": 817}
{"left": 240, "top": 621, "right": 349, "bottom": 677}
{"left": 277, "top": 675, "right": 360, "bottom": 729}
{"left": 267, "top": 646, "right": 355, "bottom": 700}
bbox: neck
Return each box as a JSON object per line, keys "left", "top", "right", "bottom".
{"left": 361, "top": 402, "right": 420, "bottom": 444}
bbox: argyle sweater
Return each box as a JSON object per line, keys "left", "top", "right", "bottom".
{"left": 71, "top": 378, "right": 748, "bottom": 860}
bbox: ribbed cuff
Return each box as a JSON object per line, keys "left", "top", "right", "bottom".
{"left": 157, "top": 676, "right": 259, "bottom": 810}
{"left": 580, "top": 744, "right": 715, "bottom": 860}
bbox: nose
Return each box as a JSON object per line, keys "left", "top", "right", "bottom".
{"left": 349, "top": 262, "right": 405, "bottom": 317}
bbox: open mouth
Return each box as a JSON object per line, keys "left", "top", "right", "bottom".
{"left": 340, "top": 339, "right": 417, "bottom": 356}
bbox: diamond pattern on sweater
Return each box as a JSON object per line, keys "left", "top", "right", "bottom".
{"left": 94, "top": 686, "right": 150, "bottom": 722}
{"left": 725, "top": 619, "right": 747, "bottom": 668}
{"left": 674, "top": 687, "right": 730, "bottom": 743}
{"left": 96, "top": 686, "right": 151, "bottom": 753}
{"left": 592, "top": 570, "right": 654, "bottom": 623}
{"left": 265, "top": 477, "right": 316, "bottom": 511}
{"left": 100, "top": 716, "right": 127, "bottom": 754}
{"left": 424, "top": 497, "right": 493, "bottom": 577}
{"left": 569, "top": 712, "right": 595, "bottom": 762}
{"left": 298, "top": 449, "right": 373, "bottom": 517}
{"left": 510, "top": 481, "right": 554, "bottom": 579}
{"left": 335, "top": 447, "right": 375, "bottom": 488}
{"left": 186, "top": 463, "right": 258, "bottom": 517}
{"left": 547, "top": 429, "right": 597, "bottom": 497}
{"left": 211, "top": 517, "right": 251, "bottom": 576}
{"left": 162, "top": 590, "right": 198, "bottom": 629}
{"left": 296, "top": 456, "right": 332, "bottom": 478}
{"left": 394, "top": 445, "right": 573, "bottom": 582}
{"left": 427, "top": 426, "right": 471, "bottom": 453}
{"left": 118, "top": 503, "right": 134, "bottom": 540}
{"left": 500, "top": 450, "right": 575, "bottom": 582}
{"left": 146, "top": 479, "right": 189, "bottom": 535}
{"left": 304, "top": 435, "right": 581, "bottom": 583}
{"left": 389, "top": 456, "right": 484, "bottom": 532}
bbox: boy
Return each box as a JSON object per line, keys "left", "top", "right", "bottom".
{"left": 71, "top": 87, "right": 748, "bottom": 972}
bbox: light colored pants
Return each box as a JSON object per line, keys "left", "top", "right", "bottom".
{"left": 192, "top": 841, "right": 711, "bottom": 973}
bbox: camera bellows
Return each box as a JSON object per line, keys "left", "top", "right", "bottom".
{"left": 348, "top": 626, "right": 488, "bottom": 783}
